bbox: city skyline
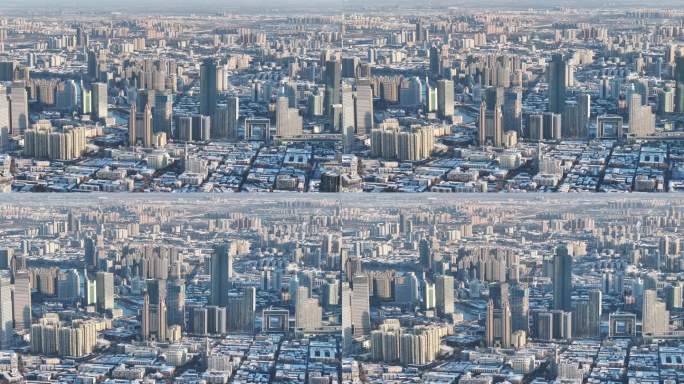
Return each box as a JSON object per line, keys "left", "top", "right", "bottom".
{"left": 0, "top": 194, "right": 683, "bottom": 382}
{"left": 1, "top": 7, "right": 684, "bottom": 192}
{"left": 1, "top": 2, "right": 684, "bottom": 384}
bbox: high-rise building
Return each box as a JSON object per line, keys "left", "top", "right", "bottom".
{"left": 548, "top": 53, "right": 568, "bottom": 114}
{"left": 665, "top": 283, "right": 683, "bottom": 311}
{"left": 479, "top": 88, "right": 505, "bottom": 147}
{"left": 141, "top": 291, "right": 150, "bottom": 339}
{"left": 341, "top": 84, "right": 355, "bottom": 135}
{"left": 206, "top": 306, "right": 226, "bottom": 335}
{"left": 87, "top": 50, "right": 99, "bottom": 80}
{"left": 80, "top": 84, "right": 91, "bottom": 116}
{"left": 354, "top": 79, "right": 374, "bottom": 135}
{"left": 200, "top": 58, "right": 218, "bottom": 119}
{"left": 153, "top": 90, "right": 173, "bottom": 135}
{"left": 572, "top": 291, "right": 600, "bottom": 338}
{"left": 435, "top": 275, "right": 454, "bottom": 315}
{"left": 128, "top": 104, "right": 154, "bottom": 147}
{"left": 528, "top": 113, "right": 544, "bottom": 140}
{"left": 324, "top": 60, "right": 341, "bottom": 115}
{"left": 485, "top": 298, "right": 511, "bottom": 348}
{"left": 0, "top": 85, "right": 9, "bottom": 138}
{"left": 437, "top": 79, "right": 454, "bottom": 119}
{"left": 341, "top": 282, "right": 353, "bottom": 354}
{"left": 210, "top": 243, "right": 233, "bottom": 308}
{"left": 13, "top": 270, "right": 31, "bottom": 331}
{"left": 85, "top": 276, "right": 97, "bottom": 307}
{"left": 215, "top": 96, "right": 239, "bottom": 140}
{"left": 95, "top": 271, "right": 114, "bottom": 313}
{"left": 675, "top": 56, "right": 684, "bottom": 112}
{"left": 543, "top": 112, "right": 562, "bottom": 140}
{"left": 423, "top": 281, "right": 435, "bottom": 310}
{"left": 510, "top": 284, "right": 529, "bottom": 332}
{"left": 503, "top": 88, "right": 523, "bottom": 135}
{"left": 628, "top": 92, "right": 655, "bottom": 137}
{"left": 419, "top": 238, "right": 432, "bottom": 271}
{"left": 146, "top": 279, "right": 167, "bottom": 341}
{"left": 0, "top": 61, "right": 15, "bottom": 81}
{"left": 553, "top": 245, "right": 573, "bottom": 311}
{"left": 57, "top": 269, "right": 81, "bottom": 301}
{"left": 0, "top": 272, "right": 12, "bottom": 348}
{"left": 642, "top": 289, "right": 669, "bottom": 336}
{"left": 577, "top": 93, "right": 591, "bottom": 138}
{"left": 429, "top": 46, "right": 442, "bottom": 77}
{"left": 351, "top": 274, "right": 371, "bottom": 337}
{"left": 91, "top": 82, "right": 108, "bottom": 121}
{"left": 9, "top": 84, "right": 28, "bottom": 135}
{"left": 191, "top": 307, "right": 208, "bottom": 335}
{"left": 84, "top": 234, "right": 102, "bottom": 271}
{"left": 275, "top": 96, "right": 302, "bottom": 138}
{"left": 226, "top": 287, "right": 255, "bottom": 333}
{"left": 550, "top": 310, "right": 572, "bottom": 340}
{"left": 295, "top": 286, "right": 322, "bottom": 331}
{"left": 167, "top": 279, "right": 186, "bottom": 329}
{"left": 588, "top": 289, "right": 602, "bottom": 337}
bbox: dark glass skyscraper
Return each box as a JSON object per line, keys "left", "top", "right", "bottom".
{"left": 199, "top": 58, "right": 218, "bottom": 118}
{"left": 548, "top": 53, "right": 567, "bottom": 114}
{"left": 210, "top": 243, "right": 233, "bottom": 308}
{"left": 324, "top": 59, "right": 341, "bottom": 115}
{"left": 553, "top": 244, "right": 573, "bottom": 311}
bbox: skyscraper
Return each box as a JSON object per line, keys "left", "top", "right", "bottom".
{"left": 553, "top": 245, "right": 573, "bottom": 311}
{"left": 141, "top": 104, "right": 153, "bottom": 147}
{"left": 324, "top": 60, "right": 341, "bottom": 115}
{"left": 13, "top": 270, "right": 31, "bottom": 331}
{"left": 0, "top": 85, "right": 11, "bottom": 136}
{"left": 341, "top": 83, "right": 355, "bottom": 134}
{"left": 642, "top": 289, "right": 669, "bottom": 336}
{"left": 275, "top": 96, "right": 302, "bottom": 138}
{"left": 0, "top": 271, "right": 13, "bottom": 348}
{"left": 588, "top": 289, "right": 602, "bottom": 337}
{"left": 628, "top": 91, "right": 655, "bottom": 137}
{"left": 91, "top": 82, "right": 108, "bottom": 121}
{"left": 429, "top": 46, "right": 442, "bottom": 77}
{"left": 437, "top": 79, "right": 454, "bottom": 119}
{"left": 141, "top": 290, "right": 150, "bottom": 339}
{"left": 210, "top": 243, "right": 233, "bottom": 308}
{"left": 510, "top": 284, "right": 529, "bottom": 333}
{"left": 146, "top": 279, "right": 167, "bottom": 341}
{"left": 342, "top": 282, "right": 353, "bottom": 353}
{"left": 485, "top": 298, "right": 511, "bottom": 348}
{"left": 224, "top": 96, "right": 239, "bottom": 139}
{"left": 351, "top": 274, "right": 370, "bottom": 337}
{"left": 227, "top": 287, "right": 255, "bottom": 333}
{"left": 295, "top": 285, "right": 322, "bottom": 331}
{"left": 95, "top": 271, "right": 114, "bottom": 313}
{"left": 200, "top": 58, "right": 218, "bottom": 119}
{"left": 9, "top": 84, "right": 28, "bottom": 134}
{"left": 548, "top": 53, "right": 568, "bottom": 114}
{"left": 153, "top": 90, "right": 173, "bottom": 135}
{"left": 128, "top": 104, "right": 154, "bottom": 147}
{"left": 675, "top": 56, "right": 684, "bottom": 112}
{"left": 84, "top": 234, "right": 102, "bottom": 271}
{"left": 479, "top": 88, "right": 505, "bottom": 146}
{"left": 87, "top": 49, "right": 98, "bottom": 80}
{"left": 128, "top": 104, "right": 139, "bottom": 146}
{"left": 435, "top": 275, "right": 454, "bottom": 316}
{"left": 354, "top": 79, "right": 374, "bottom": 135}
{"left": 167, "top": 279, "right": 186, "bottom": 329}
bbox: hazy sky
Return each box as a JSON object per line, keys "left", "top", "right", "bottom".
{"left": 2, "top": 0, "right": 684, "bottom": 13}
